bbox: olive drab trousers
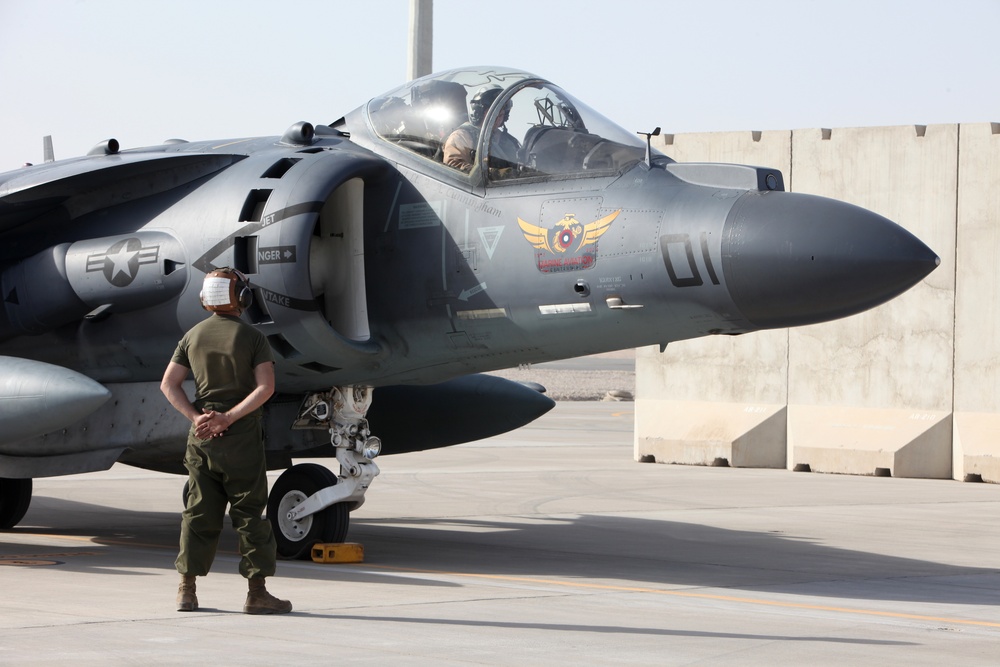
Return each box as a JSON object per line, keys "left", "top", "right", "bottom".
{"left": 175, "top": 417, "right": 277, "bottom": 579}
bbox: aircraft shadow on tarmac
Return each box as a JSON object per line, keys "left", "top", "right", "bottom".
{"left": 4, "top": 495, "right": 997, "bottom": 609}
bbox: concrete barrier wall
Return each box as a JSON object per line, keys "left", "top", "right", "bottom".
{"left": 636, "top": 123, "right": 999, "bottom": 482}
{"left": 954, "top": 123, "right": 1000, "bottom": 481}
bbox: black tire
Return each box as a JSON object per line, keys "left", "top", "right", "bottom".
{"left": 267, "top": 464, "right": 349, "bottom": 559}
{"left": 0, "top": 478, "right": 32, "bottom": 529}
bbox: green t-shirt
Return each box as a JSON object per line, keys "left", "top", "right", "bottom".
{"left": 170, "top": 314, "right": 274, "bottom": 419}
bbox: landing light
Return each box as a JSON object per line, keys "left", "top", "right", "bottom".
{"left": 362, "top": 437, "right": 382, "bottom": 460}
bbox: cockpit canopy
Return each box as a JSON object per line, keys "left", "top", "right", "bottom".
{"left": 366, "top": 66, "right": 658, "bottom": 182}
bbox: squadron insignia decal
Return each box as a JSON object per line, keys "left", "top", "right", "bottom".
{"left": 518, "top": 210, "right": 620, "bottom": 273}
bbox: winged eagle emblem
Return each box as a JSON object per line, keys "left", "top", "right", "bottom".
{"left": 517, "top": 209, "right": 621, "bottom": 254}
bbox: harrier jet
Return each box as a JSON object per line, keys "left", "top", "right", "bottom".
{"left": 0, "top": 66, "right": 938, "bottom": 557}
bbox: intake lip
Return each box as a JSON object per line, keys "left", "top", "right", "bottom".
{"left": 722, "top": 191, "right": 940, "bottom": 330}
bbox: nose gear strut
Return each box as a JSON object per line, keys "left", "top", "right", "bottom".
{"left": 286, "top": 386, "right": 381, "bottom": 520}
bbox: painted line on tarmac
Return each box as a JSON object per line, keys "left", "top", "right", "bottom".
{"left": 369, "top": 564, "right": 1000, "bottom": 630}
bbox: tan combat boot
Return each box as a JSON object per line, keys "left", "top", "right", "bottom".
{"left": 244, "top": 577, "right": 292, "bottom": 615}
{"left": 176, "top": 575, "right": 198, "bottom": 612}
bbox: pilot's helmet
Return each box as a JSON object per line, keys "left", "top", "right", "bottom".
{"left": 469, "top": 85, "right": 505, "bottom": 126}
{"left": 200, "top": 267, "right": 253, "bottom": 314}
{"left": 413, "top": 80, "right": 461, "bottom": 106}
{"left": 410, "top": 80, "right": 468, "bottom": 135}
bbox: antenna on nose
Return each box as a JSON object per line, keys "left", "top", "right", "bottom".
{"left": 637, "top": 127, "right": 661, "bottom": 167}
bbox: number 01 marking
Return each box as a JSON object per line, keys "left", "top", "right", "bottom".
{"left": 659, "top": 233, "right": 721, "bottom": 288}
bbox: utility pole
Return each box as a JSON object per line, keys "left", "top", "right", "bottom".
{"left": 407, "top": 0, "right": 432, "bottom": 81}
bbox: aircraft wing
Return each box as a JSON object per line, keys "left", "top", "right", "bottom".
{"left": 0, "top": 151, "right": 246, "bottom": 237}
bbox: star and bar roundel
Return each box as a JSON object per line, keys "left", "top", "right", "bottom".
{"left": 517, "top": 209, "right": 620, "bottom": 273}
{"left": 85, "top": 237, "right": 159, "bottom": 287}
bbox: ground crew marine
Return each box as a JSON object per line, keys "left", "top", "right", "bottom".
{"left": 160, "top": 267, "right": 292, "bottom": 614}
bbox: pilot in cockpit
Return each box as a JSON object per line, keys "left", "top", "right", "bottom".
{"left": 410, "top": 80, "right": 468, "bottom": 161}
{"left": 443, "top": 85, "right": 521, "bottom": 176}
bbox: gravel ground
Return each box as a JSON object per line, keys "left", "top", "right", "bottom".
{"left": 487, "top": 351, "right": 636, "bottom": 401}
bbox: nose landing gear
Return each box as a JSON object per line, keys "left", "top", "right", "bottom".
{"left": 267, "top": 386, "right": 380, "bottom": 559}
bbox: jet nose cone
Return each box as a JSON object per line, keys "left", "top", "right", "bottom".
{"left": 723, "top": 192, "right": 939, "bottom": 329}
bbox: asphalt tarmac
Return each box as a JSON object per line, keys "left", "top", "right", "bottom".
{"left": 2, "top": 402, "right": 999, "bottom": 666}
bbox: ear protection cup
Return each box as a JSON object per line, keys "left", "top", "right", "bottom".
{"left": 237, "top": 283, "right": 253, "bottom": 309}
{"left": 232, "top": 269, "right": 253, "bottom": 310}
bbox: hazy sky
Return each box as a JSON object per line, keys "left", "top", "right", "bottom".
{"left": 1, "top": 0, "right": 997, "bottom": 170}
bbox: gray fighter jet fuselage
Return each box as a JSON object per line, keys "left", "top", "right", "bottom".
{"left": 0, "top": 67, "right": 938, "bottom": 555}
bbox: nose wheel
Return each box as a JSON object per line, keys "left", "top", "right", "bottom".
{"left": 267, "top": 464, "right": 349, "bottom": 559}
